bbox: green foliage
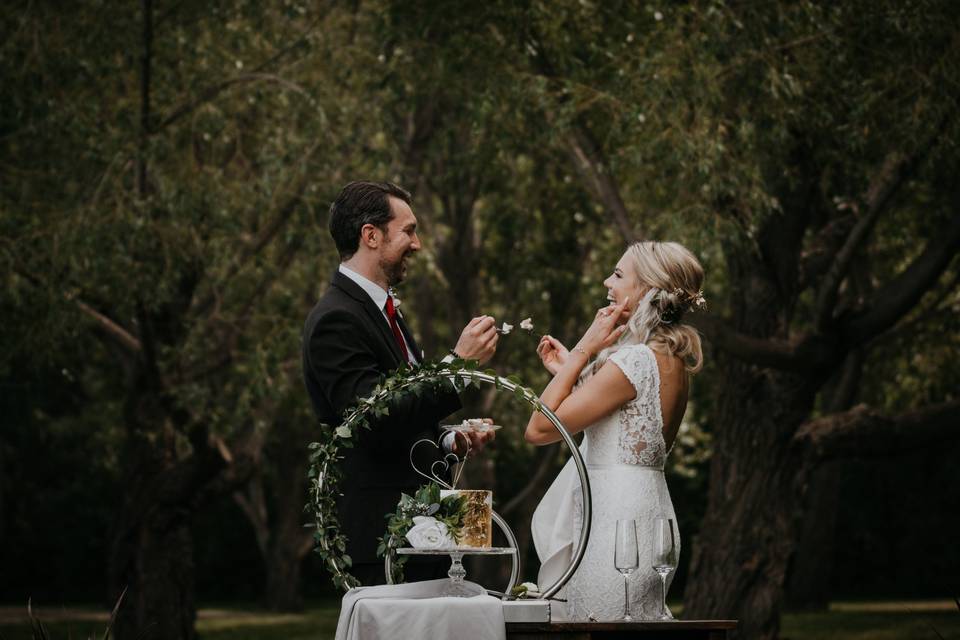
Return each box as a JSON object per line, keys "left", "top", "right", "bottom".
{"left": 377, "top": 483, "right": 467, "bottom": 585}
{"left": 16, "top": 589, "right": 126, "bottom": 640}
{"left": 3, "top": 0, "right": 957, "bottom": 614}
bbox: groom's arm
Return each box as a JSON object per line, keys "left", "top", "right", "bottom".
{"left": 305, "top": 309, "right": 461, "bottom": 450}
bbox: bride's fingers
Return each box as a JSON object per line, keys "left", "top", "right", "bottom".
{"left": 601, "top": 325, "right": 628, "bottom": 348}
{"left": 604, "top": 299, "right": 629, "bottom": 325}
{"left": 600, "top": 325, "right": 627, "bottom": 349}
{"left": 544, "top": 335, "right": 565, "bottom": 349}
{"left": 596, "top": 300, "right": 623, "bottom": 322}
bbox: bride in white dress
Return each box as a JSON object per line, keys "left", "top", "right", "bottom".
{"left": 526, "top": 241, "right": 705, "bottom": 621}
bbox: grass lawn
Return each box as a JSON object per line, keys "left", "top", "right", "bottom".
{"left": 0, "top": 599, "right": 956, "bottom": 639}
{"left": 780, "top": 600, "right": 960, "bottom": 640}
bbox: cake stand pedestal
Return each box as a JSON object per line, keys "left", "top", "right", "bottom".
{"left": 397, "top": 547, "right": 516, "bottom": 597}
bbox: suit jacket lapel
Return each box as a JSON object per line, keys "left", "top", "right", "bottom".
{"left": 331, "top": 271, "right": 405, "bottom": 365}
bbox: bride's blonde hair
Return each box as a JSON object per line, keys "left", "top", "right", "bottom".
{"left": 586, "top": 241, "right": 705, "bottom": 378}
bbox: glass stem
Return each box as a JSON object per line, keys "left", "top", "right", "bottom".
{"left": 623, "top": 575, "right": 630, "bottom": 620}
{"left": 448, "top": 551, "right": 466, "bottom": 585}
{"left": 659, "top": 572, "right": 668, "bottom": 617}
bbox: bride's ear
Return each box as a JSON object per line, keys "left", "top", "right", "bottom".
{"left": 634, "top": 286, "right": 651, "bottom": 306}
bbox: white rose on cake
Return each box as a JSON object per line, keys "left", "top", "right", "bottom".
{"left": 405, "top": 516, "right": 454, "bottom": 549}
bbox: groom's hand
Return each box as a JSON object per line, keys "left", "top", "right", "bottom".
{"left": 451, "top": 419, "right": 497, "bottom": 457}
{"left": 453, "top": 316, "right": 499, "bottom": 364}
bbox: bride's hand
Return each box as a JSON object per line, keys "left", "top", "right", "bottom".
{"left": 537, "top": 335, "right": 569, "bottom": 375}
{"left": 574, "top": 299, "right": 629, "bottom": 358}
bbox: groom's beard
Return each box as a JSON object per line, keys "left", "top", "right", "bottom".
{"left": 381, "top": 252, "right": 410, "bottom": 286}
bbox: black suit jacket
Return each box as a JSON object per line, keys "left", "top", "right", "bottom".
{"left": 302, "top": 270, "right": 461, "bottom": 563}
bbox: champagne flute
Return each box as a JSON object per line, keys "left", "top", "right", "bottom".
{"left": 652, "top": 517, "right": 678, "bottom": 620}
{"left": 614, "top": 519, "right": 639, "bottom": 621}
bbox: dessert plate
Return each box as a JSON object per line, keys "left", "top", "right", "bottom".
{"left": 442, "top": 420, "right": 503, "bottom": 434}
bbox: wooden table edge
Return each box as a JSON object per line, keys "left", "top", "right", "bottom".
{"left": 505, "top": 620, "right": 738, "bottom": 631}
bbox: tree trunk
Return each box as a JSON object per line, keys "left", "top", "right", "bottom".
{"left": 785, "top": 350, "right": 861, "bottom": 610}
{"left": 109, "top": 489, "right": 197, "bottom": 640}
{"left": 239, "top": 418, "right": 315, "bottom": 612}
{"left": 264, "top": 542, "right": 306, "bottom": 611}
{"left": 108, "top": 382, "right": 223, "bottom": 640}
{"left": 784, "top": 462, "right": 841, "bottom": 610}
{"left": 260, "top": 460, "right": 314, "bottom": 612}
{"left": 682, "top": 240, "right": 831, "bottom": 639}
{"left": 682, "top": 355, "right": 819, "bottom": 639}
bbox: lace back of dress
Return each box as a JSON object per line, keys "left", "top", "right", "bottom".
{"left": 613, "top": 344, "right": 666, "bottom": 468}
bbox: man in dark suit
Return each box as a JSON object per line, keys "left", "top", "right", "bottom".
{"left": 302, "top": 181, "right": 499, "bottom": 585}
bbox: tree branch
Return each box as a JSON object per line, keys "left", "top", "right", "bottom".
{"left": 843, "top": 209, "right": 960, "bottom": 345}
{"left": 816, "top": 156, "right": 911, "bottom": 328}
{"left": 154, "top": 74, "right": 308, "bottom": 133}
{"left": 395, "top": 94, "right": 442, "bottom": 190}
{"left": 138, "top": 0, "right": 152, "bottom": 196}
{"left": 822, "top": 348, "right": 864, "bottom": 413}
{"left": 76, "top": 300, "right": 143, "bottom": 355}
{"left": 182, "top": 236, "right": 303, "bottom": 382}
{"left": 190, "top": 146, "right": 317, "bottom": 321}
{"left": 798, "top": 214, "right": 857, "bottom": 290}
{"left": 194, "top": 429, "right": 262, "bottom": 506}
{"left": 816, "top": 113, "right": 951, "bottom": 330}
{"left": 873, "top": 270, "right": 960, "bottom": 347}
{"left": 714, "top": 29, "right": 836, "bottom": 80}
{"left": 297, "top": 529, "right": 316, "bottom": 559}
{"left": 563, "top": 124, "right": 636, "bottom": 243}
{"left": 688, "top": 313, "right": 833, "bottom": 372}
{"left": 793, "top": 399, "right": 960, "bottom": 464}
{"left": 155, "top": 426, "right": 234, "bottom": 506}
{"left": 527, "top": 29, "right": 638, "bottom": 243}
{"left": 151, "top": 12, "right": 323, "bottom": 134}
{"left": 233, "top": 478, "right": 270, "bottom": 555}
{"left": 17, "top": 267, "right": 143, "bottom": 356}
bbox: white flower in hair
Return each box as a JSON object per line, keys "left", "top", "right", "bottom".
{"left": 672, "top": 288, "right": 707, "bottom": 311}
{"left": 692, "top": 290, "right": 707, "bottom": 309}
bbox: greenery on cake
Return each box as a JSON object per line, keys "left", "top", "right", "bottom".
{"left": 377, "top": 483, "right": 468, "bottom": 584}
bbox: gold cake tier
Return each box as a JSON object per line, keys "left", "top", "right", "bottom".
{"left": 441, "top": 489, "right": 492, "bottom": 548}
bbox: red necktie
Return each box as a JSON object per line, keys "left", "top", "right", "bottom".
{"left": 384, "top": 297, "right": 409, "bottom": 361}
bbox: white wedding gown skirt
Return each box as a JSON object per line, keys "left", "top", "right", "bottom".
{"left": 533, "top": 457, "right": 679, "bottom": 621}
{"left": 532, "top": 343, "right": 681, "bottom": 621}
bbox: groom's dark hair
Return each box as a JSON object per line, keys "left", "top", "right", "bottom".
{"left": 329, "top": 181, "right": 412, "bottom": 260}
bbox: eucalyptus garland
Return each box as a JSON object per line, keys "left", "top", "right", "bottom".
{"left": 306, "top": 358, "right": 540, "bottom": 591}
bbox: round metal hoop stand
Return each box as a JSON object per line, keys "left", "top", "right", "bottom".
{"left": 382, "top": 371, "right": 591, "bottom": 601}
{"left": 385, "top": 511, "right": 519, "bottom": 596}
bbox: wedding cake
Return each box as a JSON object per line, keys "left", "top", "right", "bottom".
{"left": 441, "top": 489, "right": 493, "bottom": 548}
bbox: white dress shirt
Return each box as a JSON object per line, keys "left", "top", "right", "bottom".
{"left": 338, "top": 264, "right": 419, "bottom": 365}
{"left": 337, "top": 263, "right": 457, "bottom": 452}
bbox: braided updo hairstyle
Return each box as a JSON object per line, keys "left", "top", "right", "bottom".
{"left": 587, "top": 241, "right": 705, "bottom": 378}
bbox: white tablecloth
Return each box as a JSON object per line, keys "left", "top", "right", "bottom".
{"left": 335, "top": 579, "right": 506, "bottom": 640}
